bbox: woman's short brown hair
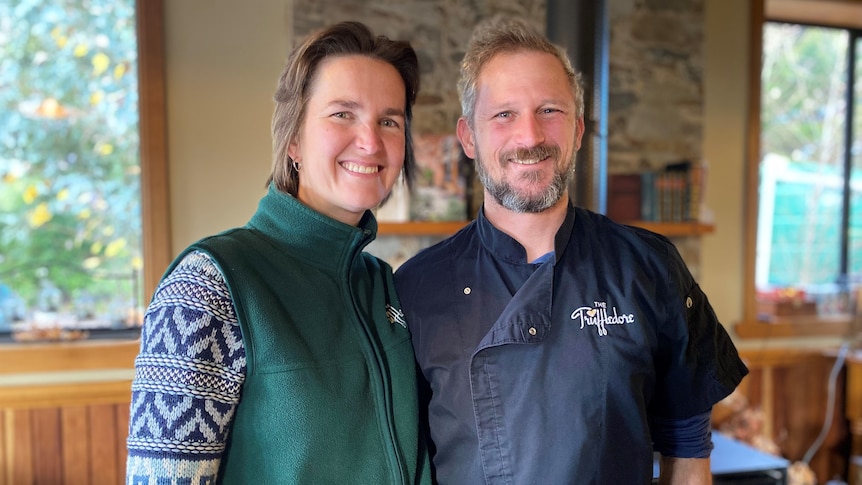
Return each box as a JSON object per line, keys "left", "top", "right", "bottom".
{"left": 268, "top": 21, "right": 420, "bottom": 196}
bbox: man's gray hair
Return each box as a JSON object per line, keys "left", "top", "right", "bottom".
{"left": 457, "top": 15, "right": 584, "bottom": 125}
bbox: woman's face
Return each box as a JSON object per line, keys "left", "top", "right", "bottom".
{"left": 289, "top": 55, "right": 407, "bottom": 226}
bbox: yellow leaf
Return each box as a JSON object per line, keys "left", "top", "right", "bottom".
{"left": 28, "top": 203, "right": 52, "bottom": 227}
{"left": 82, "top": 257, "right": 101, "bottom": 270}
{"left": 57, "top": 188, "right": 69, "bottom": 201}
{"left": 105, "top": 239, "right": 127, "bottom": 257}
{"left": 114, "top": 63, "right": 126, "bottom": 80}
{"left": 131, "top": 256, "right": 143, "bottom": 270}
{"left": 51, "top": 27, "right": 61, "bottom": 38}
{"left": 98, "top": 143, "right": 114, "bottom": 156}
{"left": 56, "top": 36, "right": 68, "bottom": 49}
{"left": 23, "top": 184, "right": 38, "bottom": 204}
{"left": 91, "top": 241, "right": 103, "bottom": 254}
{"left": 73, "top": 44, "right": 88, "bottom": 58}
{"left": 2, "top": 173, "right": 15, "bottom": 184}
{"left": 78, "top": 208, "right": 91, "bottom": 220}
{"left": 92, "top": 52, "right": 109, "bottom": 75}
{"left": 90, "top": 91, "right": 104, "bottom": 105}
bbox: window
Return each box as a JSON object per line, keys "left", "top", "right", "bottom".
{"left": 742, "top": 0, "right": 862, "bottom": 337}
{"left": 0, "top": 0, "right": 169, "bottom": 343}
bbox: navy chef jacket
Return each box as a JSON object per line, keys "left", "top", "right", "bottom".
{"left": 394, "top": 203, "right": 748, "bottom": 485}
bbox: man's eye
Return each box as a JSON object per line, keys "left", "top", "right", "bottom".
{"left": 332, "top": 112, "right": 349, "bottom": 119}
{"left": 381, "top": 119, "right": 401, "bottom": 128}
{"left": 495, "top": 112, "right": 512, "bottom": 119}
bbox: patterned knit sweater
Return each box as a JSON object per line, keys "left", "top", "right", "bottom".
{"left": 126, "top": 250, "right": 245, "bottom": 483}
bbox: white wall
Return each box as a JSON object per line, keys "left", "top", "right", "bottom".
{"left": 165, "top": 0, "right": 291, "bottom": 254}
{"left": 701, "top": 0, "right": 749, "bottom": 334}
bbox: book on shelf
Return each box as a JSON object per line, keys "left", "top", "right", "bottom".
{"left": 607, "top": 159, "right": 708, "bottom": 224}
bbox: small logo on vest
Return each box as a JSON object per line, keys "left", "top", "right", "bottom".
{"left": 386, "top": 304, "right": 408, "bottom": 329}
{"left": 570, "top": 301, "right": 635, "bottom": 336}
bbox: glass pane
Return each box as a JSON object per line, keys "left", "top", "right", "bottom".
{"left": 757, "top": 23, "right": 848, "bottom": 311}
{"left": 850, "top": 35, "right": 862, "bottom": 282}
{"left": 0, "top": 0, "right": 142, "bottom": 340}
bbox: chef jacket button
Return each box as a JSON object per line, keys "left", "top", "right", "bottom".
{"left": 686, "top": 296, "right": 693, "bottom": 308}
{"left": 464, "top": 287, "right": 471, "bottom": 295}
{"left": 528, "top": 327, "right": 537, "bottom": 336}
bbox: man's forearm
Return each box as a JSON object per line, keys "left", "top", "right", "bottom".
{"left": 658, "top": 456, "right": 711, "bottom": 485}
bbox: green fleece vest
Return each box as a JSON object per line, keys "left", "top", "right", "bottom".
{"left": 175, "top": 186, "right": 430, "bottom": 484}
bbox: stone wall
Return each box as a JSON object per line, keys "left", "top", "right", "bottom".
{"left": 292, "top": 0, "right": 705, "bottom": 270}
{"left": 608, "top": 0, "right": 704, "bottom": 173}
{"left": 293, "top": 0, "right": 546, "bottom": 135}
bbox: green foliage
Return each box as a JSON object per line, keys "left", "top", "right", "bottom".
{"left": 761, "top": 23, "right": 848, "bottom": 167}
{"left": 0, "top": 0, "right": 140, "bottom": 318}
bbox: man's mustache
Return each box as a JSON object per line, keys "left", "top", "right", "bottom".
{"left": 499, "top": 144, "right": 561, "bottom": 164}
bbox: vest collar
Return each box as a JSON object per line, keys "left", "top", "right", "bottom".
{"left": 247, "top": 184, "right": 376, "bottom": 270}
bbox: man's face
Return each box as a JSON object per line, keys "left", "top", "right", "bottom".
{"left": 457, "top": 50, "right": 584, "bottom": 213}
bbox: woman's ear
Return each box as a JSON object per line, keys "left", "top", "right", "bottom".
{"left": 287, "top": 140, "right": 299, "bottom": 161}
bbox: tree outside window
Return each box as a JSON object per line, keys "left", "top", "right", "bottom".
{"left": 0, "top": 0, "right": 142, "bottom": 338}
{"left": 757, "top": 22, "right": 862, "bottom": 317}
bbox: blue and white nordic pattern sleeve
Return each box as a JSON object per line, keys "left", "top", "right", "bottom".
{"left": 126, "top": 251, "right": 246, "bottom": 485}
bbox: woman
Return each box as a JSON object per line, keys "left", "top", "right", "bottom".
{"left": 126, "top": 21, "right": 430, "bottom": 484}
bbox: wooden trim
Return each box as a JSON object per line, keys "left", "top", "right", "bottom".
{"left": 377, "top": 220, "right": 714, "bottom": 238}
{"left": 622, "top": 221, "right": 715, "bottom": 237}
{"left": 0, "top": 381, "right": 132, "bottom": 410}
{"left": 378, "top": 221, "right": 470, "bottom": 236}
{"left": 0, "top": 1, "right": 167, "bottom": 375}
{"left": 737, "top": 345, "right": 829, "bottom": 367}
{"left": 735, "top": 316, "right": 851, "bottom": 338}
{"left": 767, "top": 0, "right": 862, "bottom": 29}
{"left": 0, "top": 340, "right": 138, "bottom": 375}
{"left": 742, "top": 0, "right": 765, "bottom": 334}
{"left": 137, "top": 0, "right": 172, "bottom": 300}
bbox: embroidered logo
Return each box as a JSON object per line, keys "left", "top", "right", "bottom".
{"left": 570, "top": 301, "right": 635, "bottom": 336}
{"left": 386, "top": 304, "right": 408, "bottom": 329}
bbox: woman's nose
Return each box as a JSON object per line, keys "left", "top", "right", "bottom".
{"left": 355, "top": 123, "right": 383, "bottom": 153}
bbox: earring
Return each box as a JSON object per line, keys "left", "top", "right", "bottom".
{"left": 292, "top": 159, "right": 302, "bottom": 171}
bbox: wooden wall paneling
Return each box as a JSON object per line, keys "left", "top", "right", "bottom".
{"left": 0, "top": 410, "right": 5, "bottom": 485}
{"left": 11, "top": 409, "right": 34, "bottom": 485}
{"left": 32, "top": 407, "right": 62, "bottom": 485}
{"left": 116, "top": 401, "right": 130, "bottom": 477}
{"left": 90, "top": 403, "right": 120, "bottom": 484}
{"left": 0, "top": 410, "right": 6, "bottom": 485}
{"left": 62, "top": 406, "right": 91, "bottom": 484}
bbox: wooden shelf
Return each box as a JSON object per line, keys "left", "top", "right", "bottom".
{"left": 622, "top": 220, "right": 715, "bottom": 237}
{"left": 734, "top": 314, "right": 852, "bottom": 339}
{"left": 378, "top": 220, "right": 470, "bottom": 236}
{"left": 379, "top": 220, "right": 713, "bottom": 237}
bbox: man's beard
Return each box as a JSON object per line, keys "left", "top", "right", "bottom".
{"left": 476, "top": 143, "right": 574, "bottom": 213}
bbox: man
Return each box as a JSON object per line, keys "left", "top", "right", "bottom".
{"left": 394, "top": 16, "right": 748, "bottom": 485}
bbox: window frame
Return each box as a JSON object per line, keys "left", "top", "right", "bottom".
{"left": 0, "top": 0, "right": 169, "bottom": 370}
{"left": 737, "top": 0, "right": 862, "bottom": 338}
